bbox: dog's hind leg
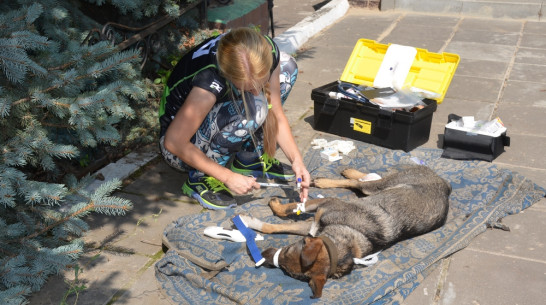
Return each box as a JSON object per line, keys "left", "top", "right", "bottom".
{"left": 308, "top": 208, "right": 325, "bottom": 237}
{"left": 237, "top": 214, "right": 313, "bottom": 235}
{"left": 312, "top": 177, "right": 362, "bottom": 190}
{"left": 269, "top": 197, "right": 329, "bottom": 217}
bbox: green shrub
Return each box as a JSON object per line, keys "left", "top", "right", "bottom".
{"left": 0, "top": 1, "right": 201, "bottom": 303}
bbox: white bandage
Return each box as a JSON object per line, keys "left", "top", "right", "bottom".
{"left": 353, "top": 251, "right": 381, "bottom": 266}
{"left": 293, "top": 198, "right": 307, "bottom": 215}
{"left": 273, "top": 248, "right": 282, "bottom": 268}
{"left": 358, "top": 173, "right": 382, "bottom": 182}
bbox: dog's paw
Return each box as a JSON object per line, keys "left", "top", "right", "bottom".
{"left": 268, "top": 197, "right": 282, "bottom": 210}
{"left": 268, "top": 197, "right": 293, "bottom": 217}
{"left": 341, "top": 168, "right": 367, "bottom": 180}
{"left": 312, "top": 178, "right": 332, "bottom": 189}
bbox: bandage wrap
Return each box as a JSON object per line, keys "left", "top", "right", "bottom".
{"left": 232, "top": 215, "right": 265, "bottom": 266}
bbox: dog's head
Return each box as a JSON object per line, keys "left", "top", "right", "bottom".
{"left": 262, "top": 236, "right": 332, "bottom": 298}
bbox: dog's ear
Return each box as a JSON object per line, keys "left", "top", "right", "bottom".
{"left": 309, "top": 274, "right": 327, "bottom": 299}
{"left": 301, "top": 236, "right": 323, "bottom": 269}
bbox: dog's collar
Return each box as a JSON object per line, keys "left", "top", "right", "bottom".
{"left": 273, "top": 237, "right": 338, "bottom": 274}
{"left": 273, "top": 248, "right": 282, "bottom": 268}
{"left": 319, "top": 235, "right": 338, "bottom": 276}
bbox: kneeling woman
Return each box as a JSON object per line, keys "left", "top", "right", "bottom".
{"left": 159, "top": 27, "right": 310, "bottom": 209}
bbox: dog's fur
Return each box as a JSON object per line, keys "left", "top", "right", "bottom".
{"left": 239, "top": 165, "right": 451, "bottom": 298}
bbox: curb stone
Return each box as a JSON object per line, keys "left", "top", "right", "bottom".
{"left": 273, "top": 0, "right": 350, "bottom": 54}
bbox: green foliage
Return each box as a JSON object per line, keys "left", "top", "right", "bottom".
{"left": 85, "top": 0, "right": 184, "bottom": 19}
{"left": 60, "top": 252, "right": 99, "bottom": 305}
{"left": 0, "top": 0, "right": 204, "bottom": 304}
{"left": 154, "top": 28, "right": 221, "bottom": 85}
{"left": 60, "top": 264, "right": 87, "bottom": 305}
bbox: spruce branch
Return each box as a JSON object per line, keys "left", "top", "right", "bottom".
{"left": 18, "top": 178, "right": 131, "bottom": 242}
{"left": 12, "top": 48, "right": 141, "bottom": 108}
{"left": 1, "top": 0, "right": 173, "bottom": 302}
{"left": 20, "top": 204, "right": 93, "bottom": 242}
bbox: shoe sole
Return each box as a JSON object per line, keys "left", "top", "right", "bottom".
{"left": 182, "top": 183, "right": 237, "bottom": 210}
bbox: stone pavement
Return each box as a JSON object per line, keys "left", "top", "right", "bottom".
{"left": 29, "top": 1, "right": 546, "bottom": 304}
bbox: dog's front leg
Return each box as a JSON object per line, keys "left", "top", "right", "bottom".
{"left": 237, "top": 214, "right": 313, "bottom": 236}
{"left": 269, "top": 197, "right": 330, "bottom": 217}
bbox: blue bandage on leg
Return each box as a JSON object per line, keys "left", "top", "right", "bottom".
{"left": 232, "top": 215, "right": 265, "bottom": 266}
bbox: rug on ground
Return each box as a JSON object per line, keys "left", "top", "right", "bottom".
{"left": 155, "top": 139, "right": 545, "bottom": 305}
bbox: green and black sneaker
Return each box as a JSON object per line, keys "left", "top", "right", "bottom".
{"left": 182, "top": 176, "right": 237, "bottom": 210}
{"left": 231, "top": 153, "right": 295, "bottom": 181}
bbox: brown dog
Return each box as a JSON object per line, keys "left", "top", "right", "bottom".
{"left": 238, "top": 165, "right": 451, "bottom": 298}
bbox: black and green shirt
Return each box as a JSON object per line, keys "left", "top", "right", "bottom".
{"left": 159, "top": 33, "right": 280, "bottom": 137}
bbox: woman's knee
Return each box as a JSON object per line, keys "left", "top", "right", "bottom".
{"left": 159, "top": 136, "right": 190, "bottom": 172}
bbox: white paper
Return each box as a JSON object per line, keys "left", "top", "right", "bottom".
{"left": 374, "top": 44, "right": 417, "bottom": 90}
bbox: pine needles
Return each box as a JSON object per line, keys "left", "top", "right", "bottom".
{"left": 0, "top": 1, "right": 187, "bottom": 303}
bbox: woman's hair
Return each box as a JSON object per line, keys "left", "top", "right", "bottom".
{"left": 217, "top": 28, "right": 278, "bottom": 157}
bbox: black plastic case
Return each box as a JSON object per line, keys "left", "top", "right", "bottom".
{"left": 441, "top": 114, "right": 510, "bottom": 162}
{"left": 311, "top": 81, "right": 437, "bottom": 152}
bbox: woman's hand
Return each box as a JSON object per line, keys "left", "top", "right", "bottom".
{"left": 291, "top": 159, "right": 311, "bottom": 202}
{"left": 224, "top": 172, "right": 260, "bottom": 195}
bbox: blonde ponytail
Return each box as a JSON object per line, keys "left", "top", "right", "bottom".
{"left": 262, "top": 84, "right": 278, "bottom": 157}
{"left": 217, "top": 28, "right": 278, "bottom": 156}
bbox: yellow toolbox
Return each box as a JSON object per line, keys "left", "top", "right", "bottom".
{"left": 339, "top": 39, "right": 459, "bottom": 103}
{"left": 311, "top": 39, "right": 460, "bottom": 151}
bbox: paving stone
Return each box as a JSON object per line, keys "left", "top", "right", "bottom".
{"left": 434, "top": 98, "right": 497, "bottom": 122}
{"left": 445, "top": 41, "right": 516, "bottom": 62}
{"left": 452, "top": 28, "right": 520, "bottom": 45}
{"left": 515, "top": 47, "right": 546, "bottom": 65}
{"left": 384, "top": 24, "right": 455, "bottom": 45}
{"left": 309, "top": 10, "right": 401, "bottom": 47}
{"left": 440, "top": 241, "right": 546, "bottom": 305}
{"left": 496, "top": 103, "right": 546, "bottom": 136}
{"left": 457, "top": 17, "right": 523, "bottom": 33}
{"left": 501, "top": 80, "right": 546, "bottom": 106}
{"left": 382, "top": 36, "right": 447, "bottom": 52}
{"left": 467, "top": 199, "right": 546, "bottom": 262}
{"left": 122, "top": 159, "right": 188, "bottom": 200}
{"left": 455, "top": 58, "right": 508, "bottom": 79}
{"left": 445, "top": 75, "right": 503, "bottom": 102}
{"left": 520, "top": 33, "right": 546, "bottom": 49}
{"left": 510, "top": 62, "right": 546, "bottom": 82}
{"left": 494, "top": 133, "right": 546, "bottom": 169}
{"left": 116, "top": 261, "right": 171, "bottom": 305}
{"left": 396, "top": 14, "right": 460, "bottom": 27}
{"left": 382, "top": 0, "right": 463, "bottom": 14}
{"left": 524, "top": 21, "right": 546, "bottom": 34}
{"left": 28, "top": 251, "right": 151, "bottom": 305}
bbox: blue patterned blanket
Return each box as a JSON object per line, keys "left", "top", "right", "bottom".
{"left": 155, "top": 140, "right": 545, "bottom": 304}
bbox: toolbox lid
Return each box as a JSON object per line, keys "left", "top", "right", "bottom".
{"left": 340, "top": 39, "right": 460, "bottom": 104}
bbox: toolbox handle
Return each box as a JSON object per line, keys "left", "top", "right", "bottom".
{"left": 372, "top": 108, "right": 393, "bottom": 139}
{"left": 321, "top": 98, "right": 340, "bottom": 116}
{"left": 377, "top": 108, "right": 394, "bottom": 129}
